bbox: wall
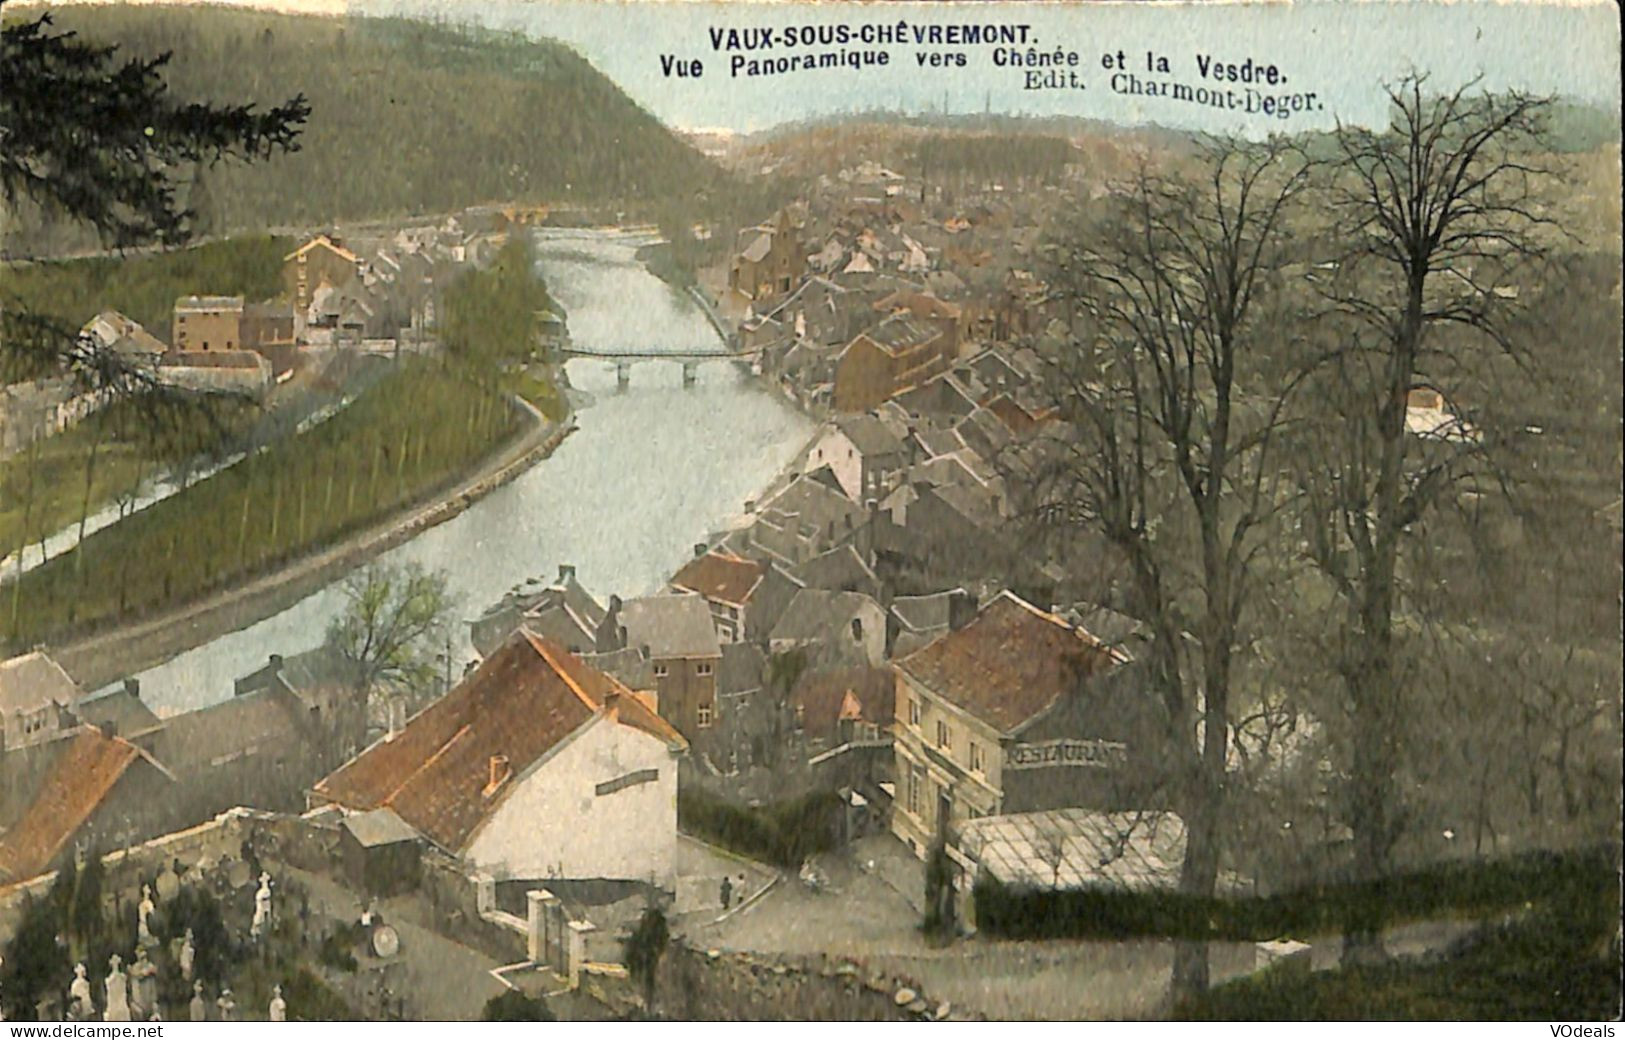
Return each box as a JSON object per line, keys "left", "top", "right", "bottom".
{"left": 646, "top": 945, "right": 973, "bottom": 1022}
{"left": 654, "top": 656, "right": 718, "bottom": 741}
{"left": 806, "top": 426, "right": 863, "bottom": 502}
{"left": 464, "top": 713, "right": 679, "bottom": 890}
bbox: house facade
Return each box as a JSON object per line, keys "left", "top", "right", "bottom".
{"left": 172, "top": 295, "right": 244, "bottom": 352}
{"left": 313, "top": 632, "right": 687, "bottom": 890}
{"left": 803, "top": 416, "right": 909, "bottom": 505}
{"left": 889, "top": 591, "right": 1154, "bottom": 859}
{"left": 728, "top": 209, "right": 806, "bottom": 302}
{"left": 833, "top": 315, "right": 949, "bottom": 413}
{"left": 598, "top": 593, "right": 722, "bottom": 742}
{"left": 283, "top": 235, "right": 365, "bottom": 319}
{"left": 0, "top": 651, "right": 82, "bottom": 752}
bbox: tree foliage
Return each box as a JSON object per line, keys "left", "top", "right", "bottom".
{"left": 325, "top": 560, "right": 455, "bottom": 713}
{"left": 622, "top": 906, "right": 670, "bottom": 1014}
{"left": 1, "top": 13, "right": 308, "bottom": 249}
{"left": 481, "top": 989, "right": 555, "bottom": 1021}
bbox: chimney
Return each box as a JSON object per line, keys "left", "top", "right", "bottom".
{"left": 269, "top": 653, "right": 284, "bottom": 672}
{"left": 123, "top": 677, "right": 142, "bottom": 702}
{"left": 948, "top": 589, "right": 977, "bottom": 631}
{"left": 693, "top": 542, "right": 709, "bottom": 559}
{"left": 558, "top": 564, "right": 577, "bottom": 585}
{"left": 385, "top": 699, "right": 406, "bottom": 739}
{"left": 484, "top": 754, "right": 511, "bottom": 797}
{"left": 744, "top": 499, "right": 756, "bottom": 514}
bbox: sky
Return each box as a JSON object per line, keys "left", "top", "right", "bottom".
{"left": 348, "top": 0, "right": 1623, "bottom": 133}
{"left": 52, "top": 0, "right": 1625, "bottom": 134}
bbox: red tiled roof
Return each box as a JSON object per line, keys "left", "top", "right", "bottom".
{"left": 670, "top": 552, "right": 765, "bottom": 608}
{"left": 0, "top": 729, "right": 142, "bottom": 883}
{"left": 314, "top": 632, "right": 684, "bottom": 852}
{"left": 791, "top": 667, "right": 895, "bottom": 741}
{"left": 896, "top": 592, "right": 1116, "bottom": 734}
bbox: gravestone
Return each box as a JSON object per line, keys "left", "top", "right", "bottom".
{"left": 68, "top": 964, "right": 93, "bottom": 1022}
{"left": 137, "top": 886, "right": 157, "bottom": 947}
{"left": 269, "top": 984, "right": 287, "bottom": 1023}
{"left": 129, "top": 948, "right": 159, "bottom": 1020}
{"left": 189, "top": 982, "right": 207, "bottom": 1022}
{"left": 178, "top": 928, "right": 196, "bottom": 981}
{"left": 251, "top": 872, "right": 273, "bottom": 941}
{"left": 103, "top": 954, "right": 131, "bottom": 1022}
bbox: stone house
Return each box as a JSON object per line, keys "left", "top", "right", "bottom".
{"left": 729, "top": 209, "right": 806, "bottom": 302}
{"left": 598, "top": 593, "right": 723, "bottom": 742}
{"left": 768, "top": 589, "right": 888, "bottom": 668}
{"left": 833, "top": 313, "right": 949, "bottom": 413}
{"left": 889, "top": 591, "right": 1159, "bottom": 859}
{"left": 802, "top": 415, "right": 910, "bottom": 505}
{"left": 470, "top": 565, "right": 606, "bottom": 659}
{"left": 283, "top": 235, "right": 365, "bottom": 322}
{"left": 171, "top": 295, "right": 244, "bottom": 352}
{"left": 0, "top": 651, "right": 82, "bottom": 752}
{"left": 668, "top": 548, "right": 799, "bottom": 644}
{"left": 312, "top": 632, "right": 688, "bottom": 890}
{"left": 0, "top": 727, "right": 177, "bottom": 885}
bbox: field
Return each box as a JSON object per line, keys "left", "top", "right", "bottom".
{"left": 4, "top": 361, "right": 519, "bottom": 649}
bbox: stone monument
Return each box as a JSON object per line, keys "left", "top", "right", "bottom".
{"left": 189, "top": 982, "right": 207, "bottom": 1022}
{"left": 102, "top": 954, "right": 131, "bottom": 1022}
{"left": 137, "top": 885, "right": 156, "bottom": 947}
{"left": 268, "top": 983, "right": 287, "bottom": 1023}
{"left": 68, "top": 963, "right": 93, "bottom": 1021}
{"left": 216, "top": 988, "right": 237, "bottom": 1022}
{"left": 179, "top": 928, "right": 195, "bottom": 981}
{"left": 129, "top": 947, "right": 159, "bottom": 1020}
{"left": 251, "top": 873, "right": 273, "bottom": 941}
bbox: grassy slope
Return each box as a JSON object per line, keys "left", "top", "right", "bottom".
{"left": 5, "top": 360, "right": 517, "bottom": 648}
{"left": 3, "top": 236, "right": 291, "bottom": 342}
{"left": 2, "top": 4, "right": 727, "bottom": 248}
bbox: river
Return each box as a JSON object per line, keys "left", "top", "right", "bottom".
{"left": 126, "top": 229, "right": 814, "bottom": 715}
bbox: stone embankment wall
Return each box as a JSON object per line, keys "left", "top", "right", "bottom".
{"left": 645, "top": 945, "right": 979, "bottom": 1022}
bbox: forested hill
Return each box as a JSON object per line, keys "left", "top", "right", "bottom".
{"left": 2, "top": 5, "right": 724, "bottom": 249}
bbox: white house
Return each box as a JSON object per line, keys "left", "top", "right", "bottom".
{"left": 802, "top": 415, "right": 909, "bottom": 504}
{"left": 0, "top": 650, "right": 82, "bottom": 752}
{"left": 313, "top": 631, "right": 688, "bottom": 891}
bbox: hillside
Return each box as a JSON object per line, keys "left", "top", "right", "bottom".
{"left": 1, "top": 5, "right": 727, "bottom": 252}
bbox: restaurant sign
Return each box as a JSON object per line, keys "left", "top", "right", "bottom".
{"left": 1007, "top": 738, "right": 1128, "bottom": 770}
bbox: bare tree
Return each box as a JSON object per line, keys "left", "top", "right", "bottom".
{"left": 1291, "top": 74, "right": 1558, "bottom": 958}
{"left": 1019, "top": 135, "right": 1311, "bottom": 999}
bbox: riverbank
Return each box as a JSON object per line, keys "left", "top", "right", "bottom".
{"left": 53, "top": 392, "right": 573, "bottom": 693}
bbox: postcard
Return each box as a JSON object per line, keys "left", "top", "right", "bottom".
{"left": 0, "top": 0, "right": 1620, "bottom": 1024}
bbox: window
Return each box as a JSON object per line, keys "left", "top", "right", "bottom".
{"left": 697, "top": 662, "right": 713, "bottom": 676}
{"left": 907, "top": 766, "right": 922, "bottom": 816}
{"left": 970, "top": 742, "right": 983, "bottom": 773}
{"left": 654, "top": 663, "right": 669, "bottom": 677}
{"left": 908, "top": 696, "right": 921, "bottom": 728}
{"left": 697, "top": 703, "right": 714, "bottom": 728}
{"left": 936, "top": 719, "right": 951, "bottom": 750}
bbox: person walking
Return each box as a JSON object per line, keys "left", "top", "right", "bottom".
{"left": 719, "top": 875, "right": 733, "bottom": 909}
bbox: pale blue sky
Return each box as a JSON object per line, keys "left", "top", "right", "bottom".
{"left": 350, "top": 0, "right": 1621, "bottom": 133}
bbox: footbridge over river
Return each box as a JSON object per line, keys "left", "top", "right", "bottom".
{"left": 557, "top": 343, "right": 763, "bottom": 389}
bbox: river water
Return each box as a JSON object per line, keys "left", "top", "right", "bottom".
{"left": 128, "top": 229, "right": 813, "bottom": 715}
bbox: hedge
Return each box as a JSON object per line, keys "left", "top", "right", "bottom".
{"left": 678, "top": 787, "right": 843, "bottom": 869}
{"left": 973, "top": 844, "right": 1615, "bottom": 943}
